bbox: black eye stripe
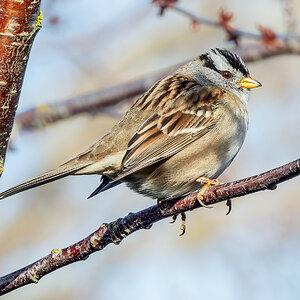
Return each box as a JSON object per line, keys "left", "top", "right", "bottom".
{"left": 200, "top": 54, "right": 219, "bottom": 73}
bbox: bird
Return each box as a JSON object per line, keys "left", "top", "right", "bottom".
{"left": 0, "top": 48, "right": 261, "bottom": 210}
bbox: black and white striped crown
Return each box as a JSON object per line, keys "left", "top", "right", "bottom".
{"left": 200, "top": 48, "right": 249, "bottom": 76}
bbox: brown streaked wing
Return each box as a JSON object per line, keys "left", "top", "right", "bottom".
{"left": 113, "top": 86, "right": 223, "bottom": 181}
{"left": 134, "top": 74, "right": 199, "bottom": 111}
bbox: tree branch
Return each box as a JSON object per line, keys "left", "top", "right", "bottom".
{"left": 0, "top": 0, "right": 41, "bottom": 173}
{"left": 154, "top": 1, "right": 300, "bottom": 43}
{"left": 14, "top": 66, "right": 178, "bottom": 132}
{"left": 13, "top": 43, "right": 300, "bottom": 136}
{"left": 10, "top": 2, "right": 300, "bottom": 136}
{"left": 0, "top": 158, "right": 299, "bottom": 295}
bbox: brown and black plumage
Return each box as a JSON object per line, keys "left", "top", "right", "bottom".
{"left": 0, "top": 48, "right": 261, "bottom": 201}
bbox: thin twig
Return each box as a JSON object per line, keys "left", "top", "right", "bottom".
{"left": 0, "top": 158, "right": 299, "bottom": 295}
{"left": 171, "top": 5, "right": 300, "bottom": 42}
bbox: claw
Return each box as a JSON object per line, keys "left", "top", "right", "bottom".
{"left": 170, "top": 214, "right": 178, "bottom": 224}
{"left": 170, "top": 212, "right": 187, "bottom": 236}
{"left": 226, "top": 199, "right": 232, "bottom": 215}
{"left": 197, "top": 194, "right": 213, "bottom": 208}
{"left": 179, "top": 212, "right": 186, "bottom": 236}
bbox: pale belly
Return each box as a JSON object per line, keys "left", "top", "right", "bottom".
{"left": 125, "top": 122, "right": 247, "bottom": 200}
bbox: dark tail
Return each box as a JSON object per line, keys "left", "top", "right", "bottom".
{"left": 0, "top": 163, "right": 88, "bottom": 200}
{"left": 88, "top": 175, "right": 122, "bottom": 199}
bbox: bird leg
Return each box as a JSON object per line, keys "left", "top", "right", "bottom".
{"left": 195, "top": 176, "right": 221, "bottom": 208}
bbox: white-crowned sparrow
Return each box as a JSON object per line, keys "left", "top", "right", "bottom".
{"left": 0, "top": 48, "right": 261, "bottom": 202}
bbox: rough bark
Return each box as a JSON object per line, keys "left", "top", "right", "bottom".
{"left": 0, "top": 0, "right": 41, "bottom": 174}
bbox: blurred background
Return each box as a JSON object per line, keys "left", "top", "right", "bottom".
{"left": 1, "top": 0, "right": 300, "bottom": 299}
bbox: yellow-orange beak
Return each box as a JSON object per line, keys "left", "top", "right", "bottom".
{"left": 237, "top": 76, "right": 262, "bottom": 89}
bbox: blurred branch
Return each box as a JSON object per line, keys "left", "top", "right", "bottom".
{"left": 154, "top": 1, "right": 300, "bottom": 44}
{"left": 14, "top": 66, "right": 178, "bottom": 132}
{"left": 0, "top": 0, "right": 41, "bottom": 171}
{"left": 0, "top": 158, "right": 299, "bottom": 295}
{"left": 11, "top": 2, "right": 300, "bottom": 137}
{"left": 235, "top": 43, "right": 300, "bottom": 61}
{"left": 13, "top": 43, "right": 300, "bottom": 135}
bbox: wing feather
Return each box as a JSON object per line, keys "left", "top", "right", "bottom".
{"left": 114, "top": 86, "right": 223, "bottom": 180}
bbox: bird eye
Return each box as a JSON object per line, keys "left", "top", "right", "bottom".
{"left": 222, "top": 71, "right": 232, "bottom": 79}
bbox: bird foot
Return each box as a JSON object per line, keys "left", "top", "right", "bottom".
{"left": 170, "top": 212, "right": 186, "bottom": 236}
{"left": 196, "top": 177, "right": 233, "bottom": 214}
{"left": 195, "top": 176, "right": 221, "bottom": 208}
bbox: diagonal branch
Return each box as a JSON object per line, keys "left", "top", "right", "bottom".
{"left": 0, "top": 158, "right": 299, "bottom": 295}
{"left": 14, "top": 67, "right": 178, "bottom": 133}
{"left": 13, "top": 43, "right": 300, "bottom": 136}
{"left": 10, "top": 2, "right": 300, "bottom": 136}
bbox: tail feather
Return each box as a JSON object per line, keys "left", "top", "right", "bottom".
{"left": 0, "top": 164, "right": 88, "bottom": 200}
{"left": 88, "top": 175, "right": 122, "bottom": 199}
